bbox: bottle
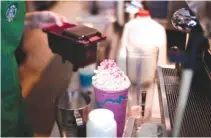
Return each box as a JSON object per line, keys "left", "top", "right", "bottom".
{"left": 117, "top": 9, "right": 167, "bottom": 74}
{"left": 86, "top": 109, "right": 117, "bottom": 137}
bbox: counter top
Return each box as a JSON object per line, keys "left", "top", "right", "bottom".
{"left": 50, "top": 71, "right": 161, "bottom": 137}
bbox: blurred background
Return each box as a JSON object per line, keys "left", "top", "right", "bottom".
{"left": 17, "top": 1, "right": 209, "bottom": 137}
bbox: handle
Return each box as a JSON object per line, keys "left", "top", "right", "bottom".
{"left": 74, "top": 110, "right": 83, "bottom": 127}
{"left": 171, "top": 8, "right": 206, "bottom": 137}
{"left": 171, "top": 8, "right": 198, "bottom": 33}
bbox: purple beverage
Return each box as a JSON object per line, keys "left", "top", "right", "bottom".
{"left": 92, "top": 59, "right": 131, "bottom": 137}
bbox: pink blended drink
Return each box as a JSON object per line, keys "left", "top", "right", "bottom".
{"left": 92, "top": 59, "right": 131, "bottom": 137}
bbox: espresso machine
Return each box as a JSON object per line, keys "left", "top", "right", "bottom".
{"left": 158, "top": 2, "right": 211, "bottom": 137}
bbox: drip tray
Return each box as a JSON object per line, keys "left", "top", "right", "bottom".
{"left": 157, "top": 67, "right": 211, "bottom": 137}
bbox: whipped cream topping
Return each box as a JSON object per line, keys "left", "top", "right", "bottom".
{"left": 92, "top": 59, "right": 131, "bottom": 91}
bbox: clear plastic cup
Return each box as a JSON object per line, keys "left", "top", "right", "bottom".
{"left": 126, "top": 45, "right": 159, "bottom": 123}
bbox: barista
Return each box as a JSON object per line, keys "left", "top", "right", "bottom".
{"left": 1, "top": 1, "right": 68, "bottom": 136}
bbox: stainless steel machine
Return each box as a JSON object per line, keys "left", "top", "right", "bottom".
{"left": 158, "top": 2, "right": 211, "bottom": 137}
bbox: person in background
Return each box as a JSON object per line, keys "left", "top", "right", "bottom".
{"left": 1, "top": 1, "right": 68, "bottom": 136}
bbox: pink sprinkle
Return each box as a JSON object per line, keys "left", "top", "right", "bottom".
{"left": 100, "top": 59, "right": 126, "bottom": 79}
{"left": 100, "top": 59, "right": 117, "bottom": 70}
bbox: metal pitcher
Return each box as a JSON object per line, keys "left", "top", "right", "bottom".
{"left": 54, "top": 91, "right": 91, "bottom": 137}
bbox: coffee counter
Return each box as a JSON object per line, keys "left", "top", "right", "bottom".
{"left": 50, "top": 71, "right": 161, "bottom": 137}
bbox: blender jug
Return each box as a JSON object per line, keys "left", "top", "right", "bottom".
{"left": 43, "top": 23, "right": 106, "bottom": 72}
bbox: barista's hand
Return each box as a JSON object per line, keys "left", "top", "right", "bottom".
{"left": 25, "top": 11, "right": 68, "bottom": 29}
